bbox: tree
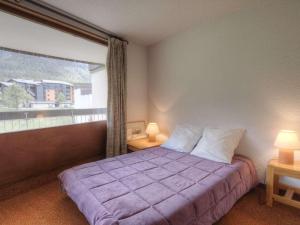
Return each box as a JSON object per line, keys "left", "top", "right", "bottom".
{"left": 55, "top": 92, "right": 66, "bottom": 107}
{"left": 1, "top": 84, "right": 33, "bottom": 109}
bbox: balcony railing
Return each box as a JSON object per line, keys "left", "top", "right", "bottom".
{"left": 0, "top": 108, "right": 106, "bottom": 133}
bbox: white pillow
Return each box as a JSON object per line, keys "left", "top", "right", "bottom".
{"left": 161, "top": 125, "right": 202, "bottom": 153}
{"left": 191, "top": 127, "right": 245, "bottom": 164}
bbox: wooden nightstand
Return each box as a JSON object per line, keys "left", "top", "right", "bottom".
{"left": 127, "top": 138, "right": 163, "bottom": 152}
{"left": 266, "top": 159, "right": 300, "bottom": 209}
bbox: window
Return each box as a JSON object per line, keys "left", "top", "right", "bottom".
{"left": 0, "top": 11, "right": 108, "bottom": 134}
{"left": 0, "top": 48, "right": 107, "bottom": 133}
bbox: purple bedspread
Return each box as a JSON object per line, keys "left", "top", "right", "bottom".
{"left": 59, "top": 147, "right": 257, "bottom": 225}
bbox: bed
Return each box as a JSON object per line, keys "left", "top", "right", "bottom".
{"left": 59, "top": 147, "right": 257, "bottom": 225}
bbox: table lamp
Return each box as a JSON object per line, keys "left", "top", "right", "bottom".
{"left": 274, "top": 130, "right": 300, "bottom": 164}
{"left": 146, "top": 122, "right": 160, "bottom": 142}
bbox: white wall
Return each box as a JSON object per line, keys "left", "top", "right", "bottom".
{"left": 127, "top": 43, "right": 148, "bottom": 122}
{"left": 74, "top": 89, "right": 92, "bottom": 108}
{"left": 148, "top": 0, "right": 300, "bottom": 181}
{"left": 92, "top": 69, "right": 107, "bottom": 108}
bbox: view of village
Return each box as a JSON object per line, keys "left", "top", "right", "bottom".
{"left": 0, "top": 48, "right": 107, "bottom": 133}
{"left": 0, "top": 78, "right": 92, "bottom": 109}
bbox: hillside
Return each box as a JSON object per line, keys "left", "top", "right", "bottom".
{"left": 0, "top": 49, "right": 98, "bottom": 83}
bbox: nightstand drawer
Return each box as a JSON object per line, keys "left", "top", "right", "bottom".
{"left": 127, "top": 145, "right": 144, "bottom": 152}
{"left": 127, "top": 138, "right": 162, "bottom": 152}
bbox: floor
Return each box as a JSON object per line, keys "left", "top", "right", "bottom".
{"left": 0, "top": 181, "right": 300, "bottom": 225}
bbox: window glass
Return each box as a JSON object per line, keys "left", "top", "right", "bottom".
{"left": 0, "top": 48, "right": 107, "bottom": 133}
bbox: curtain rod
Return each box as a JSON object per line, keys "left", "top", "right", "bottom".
{"left": 0, "top": 0, "right": 128, "bottom": 45}
{"left": 29, "top": 0, "right": 129, "bottom": 44}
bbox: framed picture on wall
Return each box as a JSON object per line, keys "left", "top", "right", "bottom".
{"left": 127, "top": 120, "right": 147, "bottom": 141}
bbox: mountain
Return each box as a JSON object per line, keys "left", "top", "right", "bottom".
{"left": 0, "top": 49, "right": 99, "bottom": 83}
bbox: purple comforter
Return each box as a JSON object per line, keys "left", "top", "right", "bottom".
{"left": 59, "top": 147, "right": 257, "bottom": 225}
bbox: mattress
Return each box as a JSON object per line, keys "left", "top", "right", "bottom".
{"left": 59, "top": 147, "right": 257, "bottom": 225}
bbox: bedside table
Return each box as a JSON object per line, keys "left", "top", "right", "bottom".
{"left": 266, "top": 159, "right": 300, "bottom": 209}
{"left": 127, "top": 138, "right": 163, "bottom": 152}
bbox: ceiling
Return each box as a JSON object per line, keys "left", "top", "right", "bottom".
{"left": 43, "top": 0, "right": 272, "bottom": 46}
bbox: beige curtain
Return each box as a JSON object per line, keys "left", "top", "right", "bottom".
{"left": 106, "top": 37, "right": 127, "bottom": 157}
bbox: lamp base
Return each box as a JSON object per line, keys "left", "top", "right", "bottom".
{"left": 278, "top": 149, "right": 294, "bottom": 164}
{"left": 148, "top": 134, "right": 156, "bottom": 142}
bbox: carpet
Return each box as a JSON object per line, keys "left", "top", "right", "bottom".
{"left": 0, "top": 181, "right": 299, "bottom": 225}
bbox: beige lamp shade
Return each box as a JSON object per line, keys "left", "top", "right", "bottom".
{"left": 274, "top": 130, "right": 300, "bottom": 150}
{"left": 146, "top": 123, "right": 160, "bottom": 142}
{"left": 274, "top": 130, "right": 300, "bottom": 164}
